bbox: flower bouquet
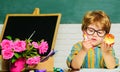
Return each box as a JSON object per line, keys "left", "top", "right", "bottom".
{"left": 0, "top": 35, "right": 49, "bottom": 72}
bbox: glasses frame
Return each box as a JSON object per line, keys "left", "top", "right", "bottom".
{"left": 86, "top": 27, "right": 106, "bottom": 37}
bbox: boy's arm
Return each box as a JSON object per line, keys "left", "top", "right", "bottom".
{"left": 102, "top": 50, "right": 116, "bottom": 69}
{"left": 66, "top": 42, "right": 81, "bottom": 69}
{"left": 66, "top": 42, "right": 87, "bottom": 70}
{"left": 102, "top": 34, "right": 119, "bottom": 68}
{"left": 102, "top": 47, "right": 119, "bottom": 69}
{"left": 71, "top": 49, "right": 87, "bottom": 69}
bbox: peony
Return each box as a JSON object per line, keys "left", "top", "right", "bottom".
{"left": 2, "top": 49, "right": 14, "bottom": 59}
{"left": 0, "top": 36, "right": 49, "bottom": 72}
{"left": 26, "top": 56, "right": 40, "bottom": 65}
{"left": 38, "top": 41, "right": 48, "bottom": 54}
{"left": 0, "top": 39, "right": 13, "bottom": 50}
{"left": 32, "top": 41, "right": 39, "bottom": 49}
{"left": 13, "top": 40, "right": 26, "bottom": 52}
{"left": 10, "top": 58, "right": 26, "bottom": 72}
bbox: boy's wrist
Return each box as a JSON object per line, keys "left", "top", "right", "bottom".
{"left": 102, "top": 50, "right": 111, "bottom": 55}
{"left": 81, "top": 48, "right": 88, "bottom": 53}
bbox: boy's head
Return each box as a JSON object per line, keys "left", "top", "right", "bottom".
{"left": 81, "top": 10, "right": 111, "bottom": 34}
{"left": 81, "top": 10, "right": 111, "bottom": 46}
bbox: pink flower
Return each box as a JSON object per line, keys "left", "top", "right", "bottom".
{"left": 0, "top": 37, "right": 49, "bottom": 71}
{"left": 38, "top": 41, "right": 48, "bottom": 54}
{"left": 13, "top": 40, "right": 26, "bottom": 52}
{"left": 10, "top": 58, "right": 26, "bottom": 72}
{"left": 0, "top": 39, "right": 13, "bottom": 50}
{"left": 32, "top": 41, "right": 39, "bottom": 49}
{"left": 2, "top": 49, "right": 14, "bottom": 59}
{"left": 26, "top": 56, "right": 40, "bottom": 65}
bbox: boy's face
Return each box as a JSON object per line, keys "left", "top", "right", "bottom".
{"left": 83, "top": 24, "right": 106, "bottom": 46}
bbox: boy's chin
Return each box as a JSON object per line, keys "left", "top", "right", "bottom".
{"left": 92, "top": 43, "right": 100, "bottom": 47}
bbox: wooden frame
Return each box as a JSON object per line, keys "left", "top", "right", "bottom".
{"left": 0, "top": 8, "right": 61, "bottom": 71}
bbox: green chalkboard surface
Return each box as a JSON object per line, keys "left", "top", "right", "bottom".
{"left": 0, "top": 0, "right": 120, "bottom": 24}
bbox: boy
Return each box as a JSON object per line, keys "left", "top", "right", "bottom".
{"left": 66, "top": 10, "right": 119, "bottom": 70}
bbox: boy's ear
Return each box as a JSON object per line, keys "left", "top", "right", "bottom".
{"left": 82, "top": 30, "right": 84, "bottom": 33}
{"left": 82, "top": 30, "right": 84, "bottom": 36}
{"left": 82, "top": 30, "right": 86, "bottom": 34}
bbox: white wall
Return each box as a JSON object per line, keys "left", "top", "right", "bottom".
{"left": 0, "top": 24, "right": 120, "bottom": 70}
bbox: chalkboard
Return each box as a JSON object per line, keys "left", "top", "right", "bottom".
{"left": 0, "top": 0, "right": 120, "bottom": 24}
{"left": 0, "top": 14, "right": 61, "bottom": 56}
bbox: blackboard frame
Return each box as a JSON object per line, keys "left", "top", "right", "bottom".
{"left": 0, "top": 13, "right": 61, "bottom": 56}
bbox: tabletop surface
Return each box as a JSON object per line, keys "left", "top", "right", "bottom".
{"left": 66, "top": 68, "right": 120, "bottom": 72}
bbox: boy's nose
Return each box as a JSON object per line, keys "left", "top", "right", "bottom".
{"left": 93, "top": 32, "right": 98, "bottom": 37}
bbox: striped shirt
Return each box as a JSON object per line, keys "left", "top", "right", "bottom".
{"left": 66, "top": 41, "right": 119, "bottom": 68}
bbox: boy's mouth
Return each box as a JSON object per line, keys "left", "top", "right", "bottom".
{"left": 91, "top": 38, "right": 97, "bottom": 41}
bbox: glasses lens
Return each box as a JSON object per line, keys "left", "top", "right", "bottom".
{"left": 97, "top": 30, "right": 106, "bottom": 37}
{"left": 86, "top": 27, "right": 94, "bottom": 35}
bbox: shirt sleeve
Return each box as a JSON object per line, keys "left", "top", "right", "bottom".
{"left": 66, "top": 42, "right": 82, "bottom": 68}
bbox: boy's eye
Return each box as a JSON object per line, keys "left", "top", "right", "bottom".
{"left": 98, "top": 31, "right": 104, "bottom": 34}
{"left": 89, "top": 28, "right": 94, "bottom": 32}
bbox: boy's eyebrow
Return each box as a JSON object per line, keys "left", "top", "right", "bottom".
{"left": 88, "top": 27, "right": 104, "bottom": 31}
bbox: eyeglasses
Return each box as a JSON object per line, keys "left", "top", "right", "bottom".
{"left": 86, "top": 27, "right": 106, "bottom": 37}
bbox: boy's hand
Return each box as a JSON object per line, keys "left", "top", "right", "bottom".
{"left": 100, "top": 41, "right": 113, "bottom": 53}
{"left": 82, "top": 33, "right": 93, "bottom": 52}
{"left": 82, "top": 40, "right": 93, "bottom": 52}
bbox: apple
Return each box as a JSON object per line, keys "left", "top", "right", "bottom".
{"left": 104, "top": 34, "right": 114, "bottom": 45}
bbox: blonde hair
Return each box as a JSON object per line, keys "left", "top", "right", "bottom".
{"left": 81, "top": 10, "right": 111, "bottom": 34}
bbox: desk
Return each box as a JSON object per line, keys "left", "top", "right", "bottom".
{"left": 67, "top": 68, "right": 120, "bottom": 72}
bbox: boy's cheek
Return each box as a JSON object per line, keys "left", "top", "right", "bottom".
{"left": 98, "top": 37, "right": 104, "bottom": 43}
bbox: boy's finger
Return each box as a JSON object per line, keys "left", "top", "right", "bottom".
{"left": 83, "top": 33, "right": 88, "bottom": 41}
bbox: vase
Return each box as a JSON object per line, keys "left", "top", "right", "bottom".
{"left": 10, "top": 58, "right": 26, "bottom": 72}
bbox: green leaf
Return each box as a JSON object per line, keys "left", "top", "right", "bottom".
{"left": 6, "top": 36, "right": 12, "bottom": 40}
{"left": 15, "top": 38, "right": 20, "bottom": 40}
{"left": 14, "top": 53, "right": 21, "bottom": 58}
{"left": 11, "top": 58, "right": 17, "bottom": 63}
